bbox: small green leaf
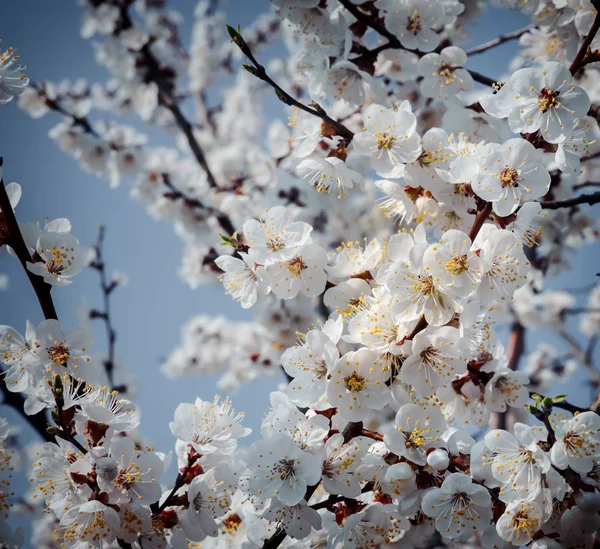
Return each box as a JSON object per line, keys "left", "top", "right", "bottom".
{"left": 542, "top": 397, "right": 553, "bottom": 410}
{"left": 552, "top": 394, "right": 568, "bottom": 403}
{"left": 220, "top": 234, "right": 234, "bottom": 246}
{"left": 531, "top": 393, "right": 543, "bottom": 404}
{"left": 527, "top": 404, "right": 539, "bottom": 415}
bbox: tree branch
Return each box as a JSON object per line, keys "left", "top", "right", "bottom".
{"left": 227, "top": 26, "right": 354, "bottom": 142}
{"left": 161, "top": 174, "right": 236, "bottom": 235}
{"left": 466, "top": 25, "right": 534, "bottom": 56}
{"left": 90, "top": 226, "right": 120, "bottom": 391}
{"left": 0, "top": 176, "right": 58, "bottom": 320}
{"left": 506, "top": 321, "right": 525, "bottom": 371}
{"left": 540, "top": 191, "right": 600, "bottom": 210}
{"left": 0, "top": 384, "right": 52, "bottom": 442}
{"left": 337, "top": 0, "right": 499, "bottom": 87}
{"left": 569, "top": 11, "right": 600, "bottom": 75}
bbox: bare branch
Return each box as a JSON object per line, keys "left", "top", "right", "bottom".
{"left": 227, "top": 26, "right": 354, "bottom": 142}
{"left": 90, "top": 226, "right": 120, "bottom": 391}
{"left": 540, "top": 191, "right": 600, "bottom": 210}
{"left": 0, "top": 177, "right": 58, "bottom": 320}
{"left": 569, "top": 11, "right": 600, "bottom": 75}
{"left": 466, "top": 25, "right": 534, "bottom": 56}
{"left": 337, "top": 0, "right": 499, "bottom": 87}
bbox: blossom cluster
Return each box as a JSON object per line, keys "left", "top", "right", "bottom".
{"left": 2, "top": 0, "right": 600, "bottom": 548}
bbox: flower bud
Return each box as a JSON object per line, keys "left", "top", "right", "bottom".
{"left": 427, "top": 449, "right": 450, "bottom": 471}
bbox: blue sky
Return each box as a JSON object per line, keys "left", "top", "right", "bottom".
{"left": 1, "top": 0, "right": 599, "bottom": 478}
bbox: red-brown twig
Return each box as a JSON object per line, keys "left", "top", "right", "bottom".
{"left": 569, "top": 11, "right": 600, "bottom": 75}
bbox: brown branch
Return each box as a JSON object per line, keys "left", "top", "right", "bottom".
{"left": 227, "top": 26, "right": 354, "bottom": 142}
{"left": 135, "top": 38, "right": 222, "bottom": 190}
{"left": 540, "top": 191, "right": 600, "bottom": 210}
{"left": 467, "top": 70, "right": 497, "bottom": 87}
{"left": 161, "top": 174, "right": 235, "bottom": 235}
{"left": 0, "top": 170, "right": 58, "bottom": 442}
{"left": 558, "top": 329, "right": 600, "bottom": 384}
{"left": 337, "top": 0, "right": 498, "bottom": 87}
{"left": 466, "top": 25, "right": 534, "bottom": 56}
{"left": 362, "top": 428, "right": 383, "bottom": 442}
{"left": 154, "top": 86, "right": 220, "bottom": 189}
{"left": 468, "top": 202, "right": 493, "bottom": 241}
{"left": 569, "top": 11, "right": 600, "bottom": 75}
{"left": 33, "top": 82, "right": 100, "bottom": 137}
{"left": 90, "top": 226, "right": 120, "bottom": 391}
{"left": 0, "top": 175, "right": 58, "bottom": 320}
{"left": 506, "top": 321, "right": 525, "bottom": 371}
{"left": 0, "top": 384, "right": 52, "bottom": 442}
{"left": 573, "top": 182, "right": 600, "bottom": 191}
{"left": 152, "top": 449, "right": 199, "bottom": 517}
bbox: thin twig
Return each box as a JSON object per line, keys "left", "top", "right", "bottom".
{"left": 506, "top": 322, "right": 525, "bottom": 371}
{"left": 162, "top": 174, "right": 235, "bottom": 235}
{"left": 90, "top": 226, "right": 119, "bottom": 390}
{"left": 0, "top": 176, "right": 58, "bottom": 321}
{"left": 540, "top": 191, "right": 600, "bottom": 210}
{"left": 0, "top": 384, "right": 52, "bottom": 442}
{"left": 569, "top": 11, "right": 600, "bottom": 75}
{"left": 558, "top": 330, "right": 600, "bottom": 384}
{"left": 573, "top": 182, "right": 600, "bottom": 191}
{"left": 466, "top": 25, "right": 534, "bottom": 56}
{"left": 337, "top": 0, "right": 498, "bottom": 87}
{"left": 468, "top": 202, "right": 493, "bottom": 241}
{"left": 228, "top": 27, "right": 354, "bottom": 142}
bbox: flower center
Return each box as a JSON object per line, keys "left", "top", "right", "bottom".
{"left": 286, "top": 256, "right": 307, "bottom": 277}
{"left": 376, "top": 132, "right": 396, "bottom": 150}
{"left": 500, "top": 167, "right": 520, "bottom": 187}
{"left": 405, "top": 427, "right": 428, "bottom": 448}
{"left": 266, "top": 236, "right": 285, "bottom": 252}
{"left": 563, "top": 431, "right": 586, "bottom": 454}
{"left": 417, "top": 151, "right": 436, "bottom": 168}
{"left": 445, "top": 254, "right": 469, "bottom": 275}
{"left": 407, "top": 10, "right": 423, "bottom": 34}
{"left": 419, "top": 346, "right": 440, "bottom": 366}
{"left": 48, "top": 341, "right": 70, "bottom": 366}
{"left": 437, "top": 62, "right": 456, "bottom": 85}
{"left": 45, "top": 246, "right": 69, "bottom": 275}
{"left": 274, "top": 458, "right": 296, "bottom": 480}
{"left": 537, "top": 88, "right": 559, "bottom": 113}
{"left": 115, "top": 462, "right": 142, "bottom": 490}
{"left": 344, "top": 371, "right": 366, "bottom": 393}
{"left": 510, "top": 509, "right": 540, "bottom": 534}
{"left": 315, "top": 360, "right": 328, "bottom": 378}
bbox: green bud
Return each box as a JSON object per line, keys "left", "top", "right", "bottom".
{"left": 220, "top": 234, "right": 234, "bottom": 246}
{"left": 527, "top": 404, "right": 539, "bottom": 415}
{"left": 53, "top": 374, "right": 63, "bottom": 394}
{"left": 225, "top": 24, "right": 241, "bottom": 41}
{"left": 542, "top": 397, "right": 553, "bottom": 410}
